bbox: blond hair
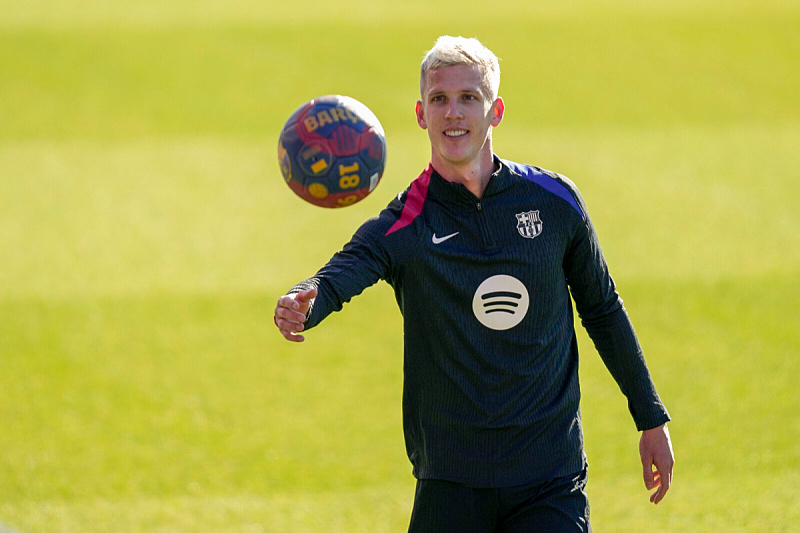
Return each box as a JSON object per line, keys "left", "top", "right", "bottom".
{"left": 420, "top": 36, "right": 501, "bottom": 101}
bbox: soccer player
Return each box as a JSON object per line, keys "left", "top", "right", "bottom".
{"left": 274, "top": 35, "right": 674, "bottom": 532}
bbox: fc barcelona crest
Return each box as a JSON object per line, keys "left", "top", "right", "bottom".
{"left": 516, "top": 210, "right": 543, "bottom": 239}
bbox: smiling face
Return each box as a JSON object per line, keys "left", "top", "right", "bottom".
{"left": 416, "top": 64, "right": 504, "bottom": 180}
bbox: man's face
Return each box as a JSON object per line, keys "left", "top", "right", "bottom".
{"left": 416, "top": 64, "right": 504, "bottom": 171}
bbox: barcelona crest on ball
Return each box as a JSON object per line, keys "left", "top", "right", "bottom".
{"left": 278, "top": 95, "right": 387, "bottom": 208}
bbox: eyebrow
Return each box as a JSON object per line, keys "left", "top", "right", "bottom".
{"left": 426, "top": 87, "right": 482, "bottom": 99}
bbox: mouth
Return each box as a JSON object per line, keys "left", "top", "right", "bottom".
{"left": 444, "top": 129, "right": 468, "bottom": 138}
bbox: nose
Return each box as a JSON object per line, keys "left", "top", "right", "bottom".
{"left": 444, "top": 101, "right": 463, "bottom": 120}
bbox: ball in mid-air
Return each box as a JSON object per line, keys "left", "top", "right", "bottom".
{"left": 278, "top": 95, "right": 387, "bottom": 208}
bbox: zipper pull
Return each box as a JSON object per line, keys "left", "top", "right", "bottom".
{"left": 476, "top": 201, "right": 482, "bottom": 212}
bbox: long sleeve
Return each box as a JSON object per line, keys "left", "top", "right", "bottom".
{"left": 563, "top": 188, "right": 670, "bottom": 431}
{"left": 286, "top": 191, "right": 415, "bottom": 330}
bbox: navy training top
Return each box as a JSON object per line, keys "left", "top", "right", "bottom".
{"left": 290, "top": 156, "right": 670, "bottom": 487}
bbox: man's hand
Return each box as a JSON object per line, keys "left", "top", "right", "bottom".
{"left": 639, "top": 423, "right": 674, "bottom": 505}
{"left": 274, "top": 288, "right": 318, "bottom": 342}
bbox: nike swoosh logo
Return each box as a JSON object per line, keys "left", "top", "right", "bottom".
{"left": 432, "top": 232, "right": 459, "bottom": 244}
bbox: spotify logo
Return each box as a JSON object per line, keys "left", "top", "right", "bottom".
{"left": 472, "top": 275, "right": 530, "bottom": 330}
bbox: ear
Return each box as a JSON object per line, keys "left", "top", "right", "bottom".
{"left": 416, "top": 101, "right": 427, "bottom": 129}
{"left": 490, "top": 97, "right": 505, "bottom": 127}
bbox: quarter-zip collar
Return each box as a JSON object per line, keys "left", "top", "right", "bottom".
{"left": 427, "top": 155, "right": 512, "bottom": 206}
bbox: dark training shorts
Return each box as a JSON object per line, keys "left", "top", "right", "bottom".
{"left": 407, "top": 468, "right": 591, "bottom": 533}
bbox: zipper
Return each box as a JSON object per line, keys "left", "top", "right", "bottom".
{"left": 475, "top": 201, "right": 495, "bottom": 249}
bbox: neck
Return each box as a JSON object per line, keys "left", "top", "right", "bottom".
{"left": 432, "top": 149, "right": 496, "bottom": 199}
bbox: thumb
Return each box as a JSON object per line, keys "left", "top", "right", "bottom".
{"left": 292, "top": 288, "right": 318, "bottom": 315}
{"left": 294, "top": 288, "right": 318, "bottom": 304}
{"left": 640, "top": 437, "right": 656, "bottom": 489}
{"left": 642, "top": 463, "right": 656, "bottom": 489}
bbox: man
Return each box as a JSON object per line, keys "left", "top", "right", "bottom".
{"left": 274, "top": 36, "right": 674, "bottom": 532}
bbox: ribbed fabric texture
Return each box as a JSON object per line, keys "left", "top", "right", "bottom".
{"left": 290, "top": 157, "right": 670, "bottom": 487}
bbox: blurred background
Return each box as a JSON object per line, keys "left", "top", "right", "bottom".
{"left": 1, "top": 1, "right": 798, "bottom": 531}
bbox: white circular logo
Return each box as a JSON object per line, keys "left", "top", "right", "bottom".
{"left": 472, "top": 275, "right": 530, "bottom": 330}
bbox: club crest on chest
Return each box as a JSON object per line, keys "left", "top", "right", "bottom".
{"left": 516, "top": 210, "right": 543, "bottom": 239}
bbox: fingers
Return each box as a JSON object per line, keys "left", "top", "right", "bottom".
{"left": 274, "top": 289, "right": 318, "bottom": 342}
{"left": 278, "top": 325, "right": 306, "bottom": 342}
{"left": 275, "top": 296, "right": 308, "bottom": 324}
{"left": 644, "top": 469, "right": 665, "bottom": 504}
{"left": 642, "top": 462, "right": 656, "bottom": 490}
{"left": 639, "top": 424, "right": 675, "bottom": 505}
{"left": 273, "top": 309, "right": 306, "bottom": 342}
{"left": 643, "top": 459, "right": 672, "bottom": 505}
{"left": 643, "top": 461, "right": 669, "bottom": 504}
{"left": 651, "top": 458, "right": 673, "bottom": 505}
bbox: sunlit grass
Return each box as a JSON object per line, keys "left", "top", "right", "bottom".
{"left": 1, "top": 0, "right": 799, "bottom": 531}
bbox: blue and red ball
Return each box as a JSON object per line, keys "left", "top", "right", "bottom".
{"left": 278, "top": 95, "right": 387, "bottom": 208}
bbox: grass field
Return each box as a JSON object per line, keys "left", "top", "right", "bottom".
{"left": 1, "top": 1, "right": 799, "bottom": 531}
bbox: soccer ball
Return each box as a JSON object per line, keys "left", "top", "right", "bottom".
{"left": 278, "top": 95, "right": 387, "bottom": 208}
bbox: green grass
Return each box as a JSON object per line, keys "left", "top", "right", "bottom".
{"left": 1, "top": 0, "right": 799, "bottom": 531}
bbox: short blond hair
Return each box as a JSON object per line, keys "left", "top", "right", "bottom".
{"left": 420, "top": 36, "right": 501, "bottom": 101}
